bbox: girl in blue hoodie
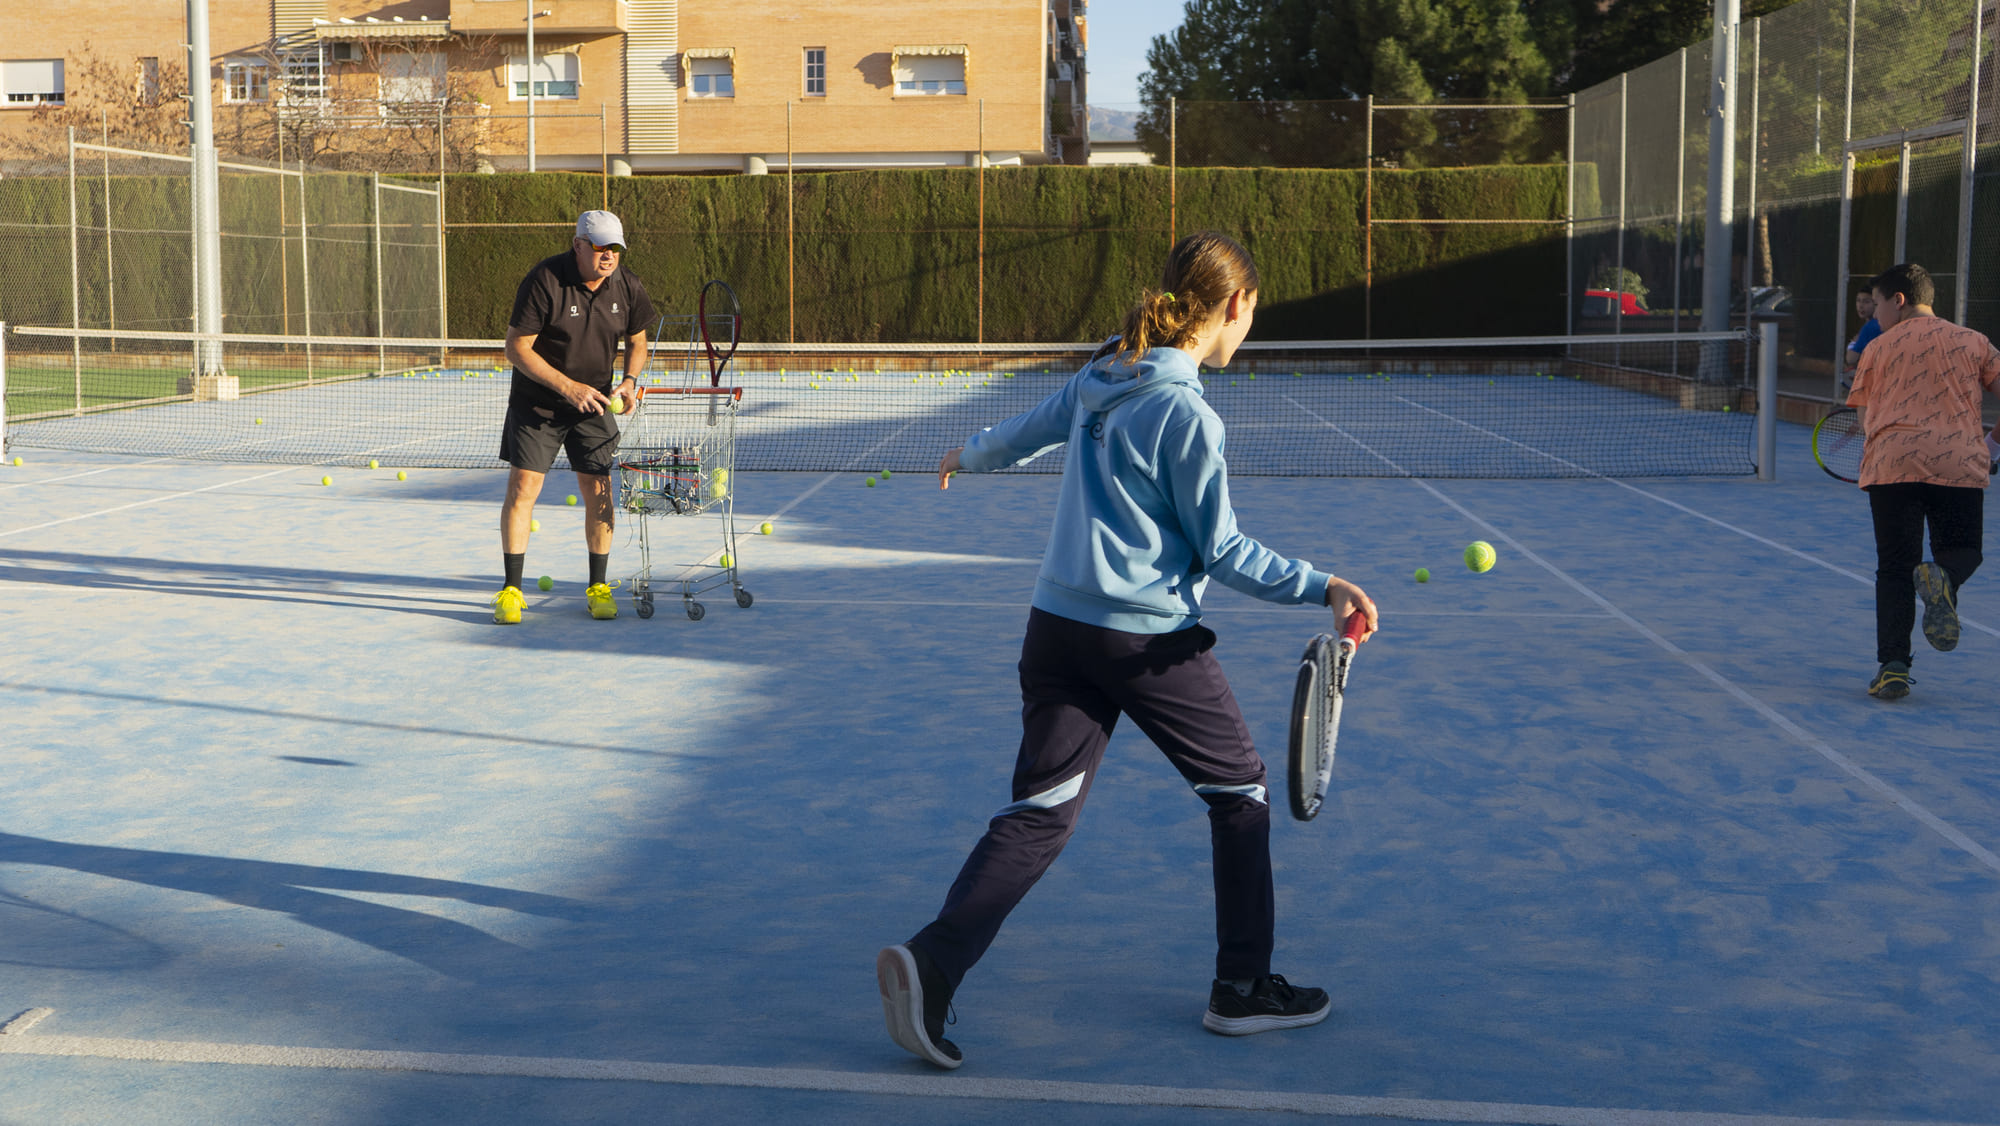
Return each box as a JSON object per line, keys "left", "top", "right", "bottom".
{"left": 877, "top": 232, "right": 1378, "bottom": 1069}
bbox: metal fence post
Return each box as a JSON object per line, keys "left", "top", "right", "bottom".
{"left": 1365, "top": 93, "right": 1374, "bottom": 341}
{"left": 1758, "top": 319, "right": 1777, "bottom": 480}
{"left": 1833, "top": 150, "right": 1854, "bottom": 400}
{"left": 1566, "top": 93, "right": 1576, "bottom": 338}
{"left": 68, "top": 127, "right": 81, "bottom": 415}
{"left": 372, "top": 172, "right": 385, "bottom": 370}
{"left": 1959, "top": 0, "right": 1982, "bottom": 325}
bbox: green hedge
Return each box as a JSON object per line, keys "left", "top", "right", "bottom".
{"left": 447, "top": 165, "right": 1571, "bottom": 341}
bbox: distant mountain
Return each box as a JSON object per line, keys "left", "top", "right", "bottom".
{"left": 1088, "top": 106, "right": 1140, "bottom": 142}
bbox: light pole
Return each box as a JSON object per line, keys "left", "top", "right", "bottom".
{"left": 525, "top": 3, "right": 549, "bottom": 172}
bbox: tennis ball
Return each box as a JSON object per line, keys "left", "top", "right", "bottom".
{"left": 368, "top": 459, "right": 379, "bottom": 470}
{"left": 760, "top": 521, "right": 774, "bottom": 535}
{"left": 566, "top": 494, "right": 578, "bottom": 506}
{"left": 254, "top": 418, "right": 264, "bottom": 425}
{"left": 530, "top": 519, "right": 541, "bottom": 532}
{"left": 9, "top": 457, "right": 20, "bottom": 467}
{"left": 537, "top": 575, "right": 554, "bottom": 592}
{"left": 713, "top": 468, "right": 728, "bottom": 485}
{"left": 1415, "top": 567, "right": 1431, "bottom": 583}
{"left": 719, "top": 552, "right": 734, "bottom": 568}
{"left": 396, "top": 470, "right": 407, "bottom": 481}
{"left": 609, "top": 396, "right": 625, "bottom": 415}
{"left": 881, "top": 469, "right": 892, "bottom": 479}
{"left": 866, "top": 476, "right": 877, "bottom": 487}
{"left": 1464, "top": 541, "right": 1497, "bottom": 573}
{"left": 321, "top": 475, "right": 332, "bottom": 486}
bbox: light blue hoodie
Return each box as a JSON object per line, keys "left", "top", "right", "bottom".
{"left": 959, "top": 342, "right": 1334, "bottom": 634}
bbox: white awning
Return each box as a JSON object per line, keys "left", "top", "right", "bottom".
{"left": 681, "top": 47, "right": 735, "bottom": 75}
{"left": 892, "top": 44, "right": 970, "bottom": 63}
{"left": 313, "top": 17, "right": 452, "bottom": 40}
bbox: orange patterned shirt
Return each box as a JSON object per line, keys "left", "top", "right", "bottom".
{"left": 1845, "top": 315, "right": 2000, "bottom": 488}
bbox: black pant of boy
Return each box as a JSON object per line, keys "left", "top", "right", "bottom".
{"left": 1867, "top": 482, "right": 1984, "bottom": 665}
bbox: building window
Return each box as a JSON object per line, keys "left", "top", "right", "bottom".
{"left": 509, "top": 53, "right": 578, "bottom": 100}
{"left": 224, "top": 60, "right": 268, "bottom": 103}
{"left": 281, "top": 44, "right": 327, "bottom": 101}
{"left": 1, "top": 58, "right": 66, "bottom": 106}
{"left": 380, "top": 51, "right": 444, "bottom": 107}
{"left": 895, "top": 55, "right": 965, "bottom": 97}
{"left": 136, "top": 57, "right": 160, "bottom": 105}
{"left": 688, "top": 57, "right": 733, "bottom": 98}
{"left": 803, "top": 48, "right": 825, "bottom": 97}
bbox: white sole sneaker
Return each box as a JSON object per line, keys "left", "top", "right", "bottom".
{"left": 876, "top": 944, "right": 962, "bottom": 1069}
{"left": 1202, "top": 1002, "right": 1332, "bottom": 1035}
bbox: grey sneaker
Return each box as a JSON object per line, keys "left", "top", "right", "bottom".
{"left": 876, "top": 943, "right": 961, "bottom": 1069}
{"left": 1202, "top": 974, "right": 1331, "bottom": 1036}
{"left": 1914, "top": 563, "right": 1959, "bottom": 652}
{"left": 1868, "top": 660, "right": 1914, "bottom": 700}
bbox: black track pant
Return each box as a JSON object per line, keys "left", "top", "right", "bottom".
{"left": 1867, "top": 482, "right": 1984, "bottom": 665}
{"left": 911, "top": 608, "right": 1275, "bottom": 991}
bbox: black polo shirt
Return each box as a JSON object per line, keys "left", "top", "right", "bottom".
{"left": 508, "top": 250, "right": 657, "bottom": 410}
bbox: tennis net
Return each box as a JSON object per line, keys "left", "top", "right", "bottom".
{"left": 2, "top": 325, "right": 1764, "bottom": 478}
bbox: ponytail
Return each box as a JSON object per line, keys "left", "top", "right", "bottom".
{"left": 1113, "top": 232, "right": 1259, "bottom": 366}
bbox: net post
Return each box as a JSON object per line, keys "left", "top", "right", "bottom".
{"left": 1757, "top": 320, "right": 1777, "bottom": 481}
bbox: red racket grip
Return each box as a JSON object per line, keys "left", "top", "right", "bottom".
{"left": 1338, "top": 610, "right": 1368, "bottom": 649}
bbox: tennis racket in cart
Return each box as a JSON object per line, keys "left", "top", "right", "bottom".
{"left": 1288, "top": 610, "right": 1369, "bottom": 823}
{"left": 699, "top": 279, "right": 740, "bottom": 426}
{"left": 1811, "top": 407, "right": 1864, "bottom": 483}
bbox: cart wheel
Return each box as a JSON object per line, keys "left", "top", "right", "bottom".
{"left": 686, "top": 599, "right": 706, "bottom": 621}
{"left": 637, "top": 594, "right": 655, "bottom": 619}
{"left": 735, "top": 588, "right": 754, "bottom": 608}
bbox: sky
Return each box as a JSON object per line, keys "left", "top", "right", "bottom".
{"left": 1083, "top": 0, "right": 1185, "bottom": 109}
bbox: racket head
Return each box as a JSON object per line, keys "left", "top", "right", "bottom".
{"left": 1288, "top": 634, "right": 1342, "bottom": 822}
{"left": 1812, "top": 407, "right": 1864, "bottom": 483}
{"left": 698, "top": 279, "right": 741, "bottom": 387}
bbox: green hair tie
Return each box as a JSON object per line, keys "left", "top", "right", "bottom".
{"left": 1163, "top": 291, "right": 1176, "bottom": 302}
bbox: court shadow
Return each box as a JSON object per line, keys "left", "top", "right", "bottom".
{"left": 0, "top": 549, "right": 493, "bottom": 624}
{"left": 0, "top": 831, "right": 591, "bottom": 983}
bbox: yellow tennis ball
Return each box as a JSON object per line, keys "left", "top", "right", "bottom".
{"left": 368, "top": 459, "right": 379, "bottom": 470}
{"left": 321, "top": 476, "right": 332, "bottom": 486}
{"left": 1464, "top": 541, "right": 1496, "bottom": 573}
{"left": 566, "top": 494, "right": 578, "bottom": 506}
{"left": 760, "top": 521, "right": 774, "bottom": 535}
{"left": 713, "top": 468, "right": 728, "bottom": 484}
{"left": 254, "top": 418, "right": 263, "bottom": 425}
{"left": 880, "top": 469, "right": 892, "bottom": 479}
{"left": 1414, "top": 567, "right": 1430, "bottom": 583}
{"left": 530, "top": 519, "right": 541, "bottom": 532}
{"left": 866, "top": 476, "right": 877, "bottom": 487}
{"left": 609, "top": 396, "right": 625, "bottom": 415}
{"left": 396, "top": 470, "right": 408, "bottom": 481}
{"left": 538, "top": 575, "right": 554, "bottom": 592}
{"left": 719, "top": 552, "right": 734, "bottom": 568}
{"left": 9, "top": 457, "right": 20, "bottom": 467}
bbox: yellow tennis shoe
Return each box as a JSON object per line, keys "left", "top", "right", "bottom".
{"left": 586, "top": 581, "right": 619, "bottom": 620}
{"left": 491, "top": 585, "right": 526, "bottom": 625}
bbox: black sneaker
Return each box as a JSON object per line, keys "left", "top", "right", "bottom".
{"left": 1202, "top": 974, "right": 1331, "bottom": 1036}
{"left": 876, "top": 942, "right": 962, "bottom": 1069}
{"left": 1868, "top": 660, "right": 1914, "bottom": 700}
{"left": 1914, "top": 563, "right": 1960, "bottom": 652}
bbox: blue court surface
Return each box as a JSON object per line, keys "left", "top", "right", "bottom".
{"left": 1, "top": 421, "right": 1996, "bottom": 1125}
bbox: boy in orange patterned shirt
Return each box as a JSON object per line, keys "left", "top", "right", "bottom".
{"left": 1846, "top": 263, "right": 2000, "bottom": 698}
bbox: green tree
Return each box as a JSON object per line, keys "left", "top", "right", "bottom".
{"left": 1137, "top": 0, "right": 1556, "bottom": 167}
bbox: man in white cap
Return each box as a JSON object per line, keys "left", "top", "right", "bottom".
{"left": 492, "top": 210, "right": 658, "bottom": 624}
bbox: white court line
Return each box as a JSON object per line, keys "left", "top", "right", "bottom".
{"left": 0, "top": 465, "right": 303, "bottom": 540}
{"left": 1391, "top": 393, "right": 1997, "bottom": 640}
{"left": 755, "top": 598, "right": 1604, "bottom": 619}
{"left": 0, "top": 1018, "right": 1988, "bottom": 1126}
{"left": 1285, "top": 395, "right": 2000, "bottom": 877}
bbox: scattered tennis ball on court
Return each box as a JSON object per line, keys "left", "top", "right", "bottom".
{"left": 719, "top": 552, "right": 734, "bottom": 568}
{"left": 538, "top": 575, "right": 554, "bottom": 592}
{"left": 1415, "top": 567, "right": 1431, "bottom": 583}
{"left": 254, "top": 418, "right": 264, "bottom": 425}
{"left": 760, "top": 521, "right": 774, "bottom": 535}
{"left": 321, "top": 475, "right": 332, "bottom": 486}
{"left": 368, "top": 459, "right": 379, "bottom": 470}
{"left": 10, "top": 457, "right": 21, "bottom": 466}
{"left": 881, "top": 469, "right": 892, "bottom": 479}
{"left": 566, "top": 494, "right": 579, "bottom": 506}
{"left": 530, "top": 519, "right": 541, "bottom": 532}
{"left": 866, "top": 476, "right": 877, "bottom": 487}
{"left": 396, "top": 470, "right": 407, "bottom": 481}
{"left": 1464, "top": 541, "right": 1497, "bottom": 573}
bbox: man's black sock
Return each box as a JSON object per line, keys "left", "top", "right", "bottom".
{"left": 589, "top": 552, "right": 609, "bottom": 586}
{"left": 503, "top": 553, "right": 526, "bottom": 590}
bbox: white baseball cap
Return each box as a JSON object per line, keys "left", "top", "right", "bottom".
{"left": 575, "top": 210, "right": 626, "bottom": 249}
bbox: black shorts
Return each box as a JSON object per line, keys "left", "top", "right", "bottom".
{"left": 499, "top": 399, "right": 622, "bottom": 476}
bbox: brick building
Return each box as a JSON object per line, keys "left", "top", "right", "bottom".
{"left": 0, "top": 0, "right": 1088, "bottom": 171}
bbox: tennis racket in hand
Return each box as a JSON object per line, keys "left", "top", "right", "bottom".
{"left": 1812, "top": 407, "right": 1864, "bottom": 483}
{"left": 699, "top": 279, "right": 741, "bottom": 426}
{"left": 1288, "top": 610, "right": 1369, "bottom": 822}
